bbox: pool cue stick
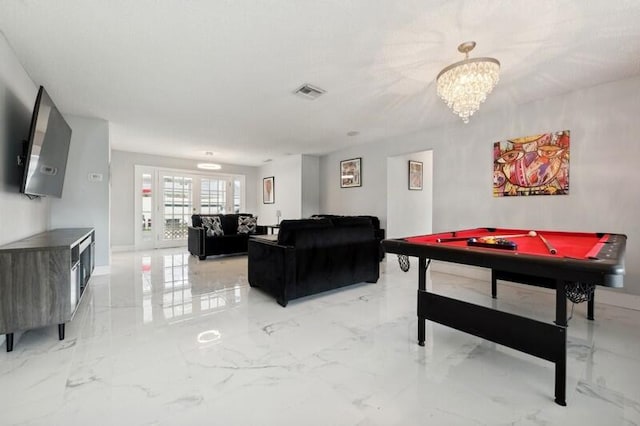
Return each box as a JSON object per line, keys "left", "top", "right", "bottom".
{"left": 491, "top": 232, "right": 533, "bottom": 239}
{"left": 437, "top": 232, "right": 535, "bottom": 243}
{"left": 436, "top": 236, "right": 477, "bottom": 242}
{"left": 538, "top": 233, "right": 557, "bottom": 254}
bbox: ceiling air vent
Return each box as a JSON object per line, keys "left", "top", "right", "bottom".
{"left": 294, "top": 83, "right": 326, "bottom": 100}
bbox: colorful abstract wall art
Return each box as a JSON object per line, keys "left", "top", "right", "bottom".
{"left": 493, "top": 130, "right": 570, "bottom": 197}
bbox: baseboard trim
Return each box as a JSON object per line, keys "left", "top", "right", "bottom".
{"left": 431, "top": 261, "right": 640, "bottom": 312}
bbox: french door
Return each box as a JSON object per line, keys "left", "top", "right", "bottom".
{"left": 158, "top": 172, "right": 195, "bottom": 248}
{"left": 135, "top": 166, "right": 245, "bottom": 249}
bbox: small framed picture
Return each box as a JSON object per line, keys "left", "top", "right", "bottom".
{"left": 340, "top": 157, "right": 362, "bottom": 188}
{"left": 263, "top": 176, "right": 275, "bottom": 204}
{"left": 409, "top": 160, "right": 423, "bottom": 190}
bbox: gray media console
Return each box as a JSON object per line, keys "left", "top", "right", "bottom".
{"left": 0, "top": 228, "right": 95, "bottom": 352}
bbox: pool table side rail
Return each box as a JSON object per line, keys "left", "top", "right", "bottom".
{"left": 382, "top": 233, "right": 626, "bottom": 288}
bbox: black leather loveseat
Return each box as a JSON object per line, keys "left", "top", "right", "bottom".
{"left": 188, "top": 213, "right": 266, "bottom": 260}
{"left": 248, "top": 216, "right": 380, "bottom": 306}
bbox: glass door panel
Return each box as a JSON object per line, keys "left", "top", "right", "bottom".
{"left": 233, "top": 179, "right": 241, "bottom": 213}
{"left": 141, "top": 173, "right": 154, "bottom": 243}
{"left": 134, "top": 165, "right": 156, "bottom": 250}
{"left": 200, "top": 177, "right": 227, "bottom": 214}
{"left": 160, "top": 174, "right": 193, "bottom": 245}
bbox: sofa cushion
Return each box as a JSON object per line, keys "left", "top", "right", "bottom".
{"left": 329, "top": 216, "right": 372, "bottom": 228}
{"left": 357, "top": 215, "right": 380, "bottom": 230}
{"left": 192, "top": 214, "right": 204, "bottom": 228}
{"left": 202, "top": 216, "right": 224, "bottom": 237}
{"left": 312, "top": 214, "right": 380, "bottom": 230}
{"left": 218, "top": 214, "right": 236, "bottom": 235}
{"left": 277, "top": 218, "right": 333, "bottom": 246}
{"left": 238, "top": 215, "right": 257, "bottom": 234}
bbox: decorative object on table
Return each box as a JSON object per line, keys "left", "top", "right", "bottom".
{"left": 340, "top": 157, "right": 361, "bottom": 188}
{"left": 276, "top": 210, "right": 281, "bottom": 224}
{"left": 493, "top": 130, "right": 570, "bottom": 197}
{"left": 436, "top": 41, "right": 500, "bottom": 123}
{"left": 408, "top": 160, "right": 423, "bottom": 190}
{"left": 263, "top": 176, "right": 275, "bottom": 204}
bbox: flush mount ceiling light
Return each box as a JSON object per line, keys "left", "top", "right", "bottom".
{"left": 197, "top": 163, "right": 221, "bottom": 170}
{"left": 436, "top": 41, "right": 500, "bottom": 124}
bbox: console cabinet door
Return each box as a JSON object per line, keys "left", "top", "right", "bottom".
{"left": 0, "top": 249, "right": 71, "bottom": 333}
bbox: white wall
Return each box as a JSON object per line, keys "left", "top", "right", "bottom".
{"left": 301, "top": 155, "right": 320, "bottom": 218}
{"left": 110, "top": 149, "right": 259, "bottom": 247}
{"left": 320, "top": 76, "right": 640, "bottom": 296}
{"left": 386, "top": 150, "right": 433, "bottom": 239}
{"left": 0, "top": 33, "right": 50, "bottom": 246}
{"left": 257, "top": 155, "right": 302, "bottom": 224}
{"left": 50, "top": 116, "right": 110, "bottom": 266}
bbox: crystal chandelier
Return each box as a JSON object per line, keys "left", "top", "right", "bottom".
{"left": 436, "top": 41, "right": 500, "bottom": 123}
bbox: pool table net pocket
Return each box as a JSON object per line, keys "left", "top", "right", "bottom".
{"left": 566, "top": 281, "right": 595, "bottom": 304}
{"left": 398, "top": 255, "right": 410, "bottom": 272}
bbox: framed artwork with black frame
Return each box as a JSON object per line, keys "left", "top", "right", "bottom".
{"left": 409, "top": 160, "right": 423, "bottom": 190}
{"left": 263, "top": 176, "right": 275, "bottom": 204}
{"left": 340, "top": 157, "right": 361, "bottom": 188}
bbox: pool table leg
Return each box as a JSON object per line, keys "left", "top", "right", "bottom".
{"left": 587, "top": 296, "right": 595, "bottom": 321}
{"left": 554, "top": 280, "right": 568, "bottom": 406}
{"left": 555, "top": 281, "right": 567, "bottom": 327}
{"left": 555, "top": 341, "right": 567, "bottom": 406}
{"left": 491, "top": 270, "right": 497, "bottom": 299}
{"left": 417, "top": 257, "right": 428, "bottom": 346}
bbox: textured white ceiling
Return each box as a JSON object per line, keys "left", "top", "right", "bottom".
{"left": 1, "top": 0, "right": 639, "bottom": 166}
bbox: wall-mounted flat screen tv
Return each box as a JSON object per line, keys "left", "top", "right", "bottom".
{"left": 20, "top": 86, "right": 72, "bottom": 198}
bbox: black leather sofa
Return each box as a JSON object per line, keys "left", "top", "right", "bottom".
{"left": 248, "top": 216, "right": 380, "bottom": 306}
{"left": 311, "top": 214, "right": 386, "bottom": 260}
{"left": 188, "top": 213, "right": 266, "bottom": 260}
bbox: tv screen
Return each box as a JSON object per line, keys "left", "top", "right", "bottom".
{"left": 20, "top": 86, "right": 72, "bottom": 198}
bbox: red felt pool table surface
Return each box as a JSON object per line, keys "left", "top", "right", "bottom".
{"left": 406, "top": 228, "right": 609, "bottom": 259}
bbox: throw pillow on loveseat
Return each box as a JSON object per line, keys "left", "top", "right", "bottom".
{"left": 237, "top": 215, "right": 257, "bottom": 234}
{"left": 201, "top": 216, "right": 224, "bottom": 237}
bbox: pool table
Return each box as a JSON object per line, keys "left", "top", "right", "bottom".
{"left": 382, "top": 227, "right": 626, "bottom": 406}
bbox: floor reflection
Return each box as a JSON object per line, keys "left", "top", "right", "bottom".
{"left": 140, "top": 251, "right": 245, "bottom": 325}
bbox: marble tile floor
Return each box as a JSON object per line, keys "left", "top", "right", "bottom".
{"left": 1, "top": 247, "right": 639, "bottom": 425}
